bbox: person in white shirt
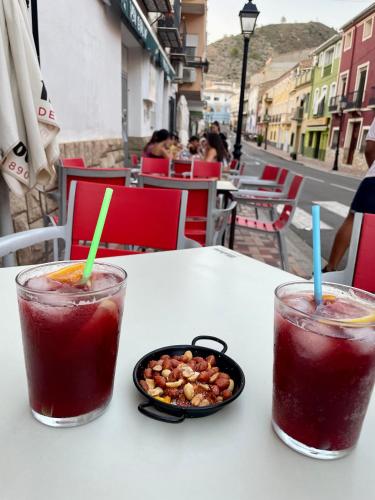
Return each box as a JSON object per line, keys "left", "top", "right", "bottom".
{"left": 324, "top": 118, "right": 375, "bottom": 272}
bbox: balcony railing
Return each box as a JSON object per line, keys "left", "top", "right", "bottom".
{"left": 292, "top": 107, "right": 304, "bottom": 122}
{"left": 141, "top": 0, "right": 172, "bottom": 13}
{"left": 295, "top": 70, "right": 312, "bottom": 88}
{"left": 157, "top": 15, "right": 182, "bottom": 49}
{"left": 185, "top": 56, "right": 210, "bottom": 73}
{"left": 314, "top": 99, "right": 325, "bottom": 117}
{"left": 346, "top": 90, "right": 363, "bottom": 110}
{"left": 323, "top": 64, "right": 332, "bottom": 78}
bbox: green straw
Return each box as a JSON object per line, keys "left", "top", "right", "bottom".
{"left": 82, "top": 188, "right": 114, "bottom": 282}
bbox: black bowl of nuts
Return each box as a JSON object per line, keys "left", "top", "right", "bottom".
{"left": 133, "top": 336, "right": 245, "bottom": 423}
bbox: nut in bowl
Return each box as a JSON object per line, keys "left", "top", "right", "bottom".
{"left": 133, "top": 336, "right": 245, "bottom": 423}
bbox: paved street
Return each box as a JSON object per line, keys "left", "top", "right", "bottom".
{"left": 230, "top": 133, "right": 362, "bottom": 265}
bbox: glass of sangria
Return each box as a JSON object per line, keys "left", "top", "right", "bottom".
{"left": 273, "top": 282, "right": 375, "bottom": 460}
{"left": 16, "top": 261, "right": 127, "bottom": 427}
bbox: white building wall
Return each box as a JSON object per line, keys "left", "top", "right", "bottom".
{"left": 38, "top": 0, "right": 122, "bottom": 142}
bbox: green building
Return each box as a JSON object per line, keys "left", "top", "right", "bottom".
{"left": 303, "top": 34, "right": 342, "bottom": 161}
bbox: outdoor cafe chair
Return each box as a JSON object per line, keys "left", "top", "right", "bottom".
{"left": 138, "top": 174, "right": 236, "bottom": 247}
{"left": 233, "top": 175, "right": 305, "bottom": 271}
{"left": 57, "top": 165, "right": 132, "bottom": 224}
{"left": 236, "top": 164, "right": 284, "bottom": 189}
{"left": 140, "top": 157, "right": 171, "bottom": 177}
{"left": 191, "top": 159, "right": 222, "bottom": 180}
{"left": 324, "top": 212, "right": 375, "bottom": 294}
{"left": 173, "top": 160, "right": 192, "bottom": 178}
{"left": 131, "top": 154, "right": 139, "bottom": 168}
{"left": 62, "top": 157, "right": 86, "bottom": 167}
{"left": 0, "top": 181, "right": 198, "bottom": 264}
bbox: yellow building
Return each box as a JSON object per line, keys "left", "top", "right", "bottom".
{"left": 260, "top": 70, "right": 295, "bottom": 152}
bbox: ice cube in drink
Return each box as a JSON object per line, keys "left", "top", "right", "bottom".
{"left": 273, "top": 283, "right": 375, "bottom": 459}
{"left": 16, "top": 262, "right": 127, "bottom": 427}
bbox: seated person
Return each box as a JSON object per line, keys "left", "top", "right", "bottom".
{"left": 188, "top": 136, "right": 200, "bottom": 156}
{"left": 143, "top": 129, "right": 172, "bottom": 159}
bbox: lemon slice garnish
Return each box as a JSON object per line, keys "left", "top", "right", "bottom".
{"left": 47, "top": 263, "right": 84, "bottom": 285}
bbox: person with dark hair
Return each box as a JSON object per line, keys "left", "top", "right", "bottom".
{"left": 188, "top": 135, "right": 200, "bottom": 156}
{"left": 169, "top": 133, "right": 183, "bottom": 159}
{"left": 210, "top": 121, "right": 230, "bottom": 162}
{"left": 204, "top": 132, "right": 226, "bottom": 162}
{"left": 143, "top": 129, "right": 172, "bottom": 159}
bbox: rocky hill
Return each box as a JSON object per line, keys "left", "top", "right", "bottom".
{"left": 207, "top": 22, "right": 337, "bottom": 83}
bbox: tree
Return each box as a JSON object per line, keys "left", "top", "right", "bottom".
{"left": 230, "top": 47, "right": 239, "bottom": 58}
{"left": 280, "top": 16, "right": 287, "bottom": 23}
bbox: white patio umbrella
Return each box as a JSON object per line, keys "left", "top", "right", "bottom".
{"left": 0, "top": 0, "right": 60, "bottom": 263}
{"left": 176, "top": 95, "right": 190, "bottom": 147}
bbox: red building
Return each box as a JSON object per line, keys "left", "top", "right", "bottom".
{"left": 330, "top": 4, "right": 375, "bottom": 172}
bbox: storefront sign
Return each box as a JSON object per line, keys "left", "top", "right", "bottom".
{"left": 119, "top": 0, "right": 175, "bottom": 80}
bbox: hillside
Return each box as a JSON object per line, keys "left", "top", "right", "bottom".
{"left": 207, "top": 22, "right": 337, "bottom": 83}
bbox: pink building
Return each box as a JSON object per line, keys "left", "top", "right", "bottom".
{"left": 330, "top": 3, "right": 375, "bottom": 172}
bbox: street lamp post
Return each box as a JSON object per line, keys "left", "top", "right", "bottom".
{"left": 264, "top": 113, "right": 270, "bottom": 151}
{"left": 233, "top": 1, "right": 260, "bottom": 160}
{"left": 333, "top": 98, "right": 347, "bottom": 171}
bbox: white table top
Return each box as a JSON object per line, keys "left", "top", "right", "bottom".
{"left": 217, "top": 180, "right": 238, "bottom": 191}
{"left": 1, "top": 247, "right": 374, "bottom": 500}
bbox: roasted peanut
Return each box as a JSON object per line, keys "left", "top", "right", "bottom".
{"left": 145, "top": 378, "right": 155, "bottom": 390}
{"left": 160, "top": 355, "right": 170, "bottom": 360}
{"left": 196, "top": 360, "right": 208, "bottom": 371}
{"left": 144, "top": 368, "right": 153, "bottom": 379}
{"left": 164, "top": 388, "right": 179, "bottom": 398}
{"left": 148, "top": 387, "right": 164, "bottom": 397}
{"left": 222, "top": 390, "right": 232, "bottom": 400}
{"left": 216, "top": 378, "right": 230, "bottom": 391}
{"left": 140, "top": 380, "right": 149, "bottom": 392}
{"left": 209, "top": 372, "right": 219, "bottom": 383}
{"left": 154, "top": 375, "right": 166, "bottom": 388}
{"left": 152, "top": 364, "right": 163, "bottom": 372}
{"left": 170, "top": 359, "right": 180, "bottom": 368}
{"left": 191, "top": 394, "right": 204, "bottom": 406}
{"left": 227, "top": 379, "right": 234, "bottom": 393}
{"left": 182, "top": 350, "right": 193, "bottom": 362}
{"left": 218, "top": 372, "right": 230, "bottom": 380}
{"left": 162, "top": 358, "right": 173, "bottom": 370}
{"left": 161, "top": 369, "right": 171, "bottom": 378}
{"left": 211, "top": 385, "right": 220, "bottom": 396}
{"left": 166, "top": 379, "right": 184, "bottom": 388}
{"left": 198, "top": 371, "right": 210, "bottom": 383}
{"left": 198, "top": 383, "right": 210, "bottom": 391}
{"left": 194, "top": 357, "right": 204, "bottom": 363}
{"left": 183, "top": 383, "right": 195, "bottom": 401}
{"left": 188, "top": 371, "right": 200, "bottom": 383}
{"left": 149, "top": 360, "right": 158, "bottom": 369}
{"left": 207, "top": 367, "right": 219, "bottom": 378}
{"left": 216, "top": 396, "right": 223, "bottom": 403}
{"left": 199, "top": 399, "right": 210, "bottom": 407}
{"left": 182, "top": 366, "right": 195, "bottom": 379}
{"left": 206, "top": 355, "right": 216, "bottom": 367}
{"left": 187, "top": 360, "right": 196, "bottom": 370}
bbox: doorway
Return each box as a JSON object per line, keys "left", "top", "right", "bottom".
{"left": 347, "top": 122, "right": 361, "bottom": 165}
{"left": 314, "top": 131, "right": 322, "bottom": 159}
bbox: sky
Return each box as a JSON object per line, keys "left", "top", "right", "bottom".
{"left": 207, "top": 0, "right": 374, "bottom": 43}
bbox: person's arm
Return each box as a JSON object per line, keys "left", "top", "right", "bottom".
{"left": 205, "top": 148, "right": 217, "bottom": 162}
{"left": 365, "top": 140, "right": 375, "bottom": 168}
{"left": 151, "top": 144, "right": 172, "bottom": 159}
{"left": 365, "top": 119, "right": 375, "bottom": 168}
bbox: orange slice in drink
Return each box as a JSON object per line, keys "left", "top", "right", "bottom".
{"left": 47, "top": 263, "right": 84, "bottom": 285}
{"left": 322, "top": 294, "right": 336, "bottom": 302}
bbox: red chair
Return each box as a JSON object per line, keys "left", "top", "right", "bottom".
{"left": 59, "top": 165, "right": 132, "bottom": 224}
{"left": 173, "top": 160, "right": 192, "bottom": 178}
{"left": 140, "top": 157, "right": 171, "bottom": 177}
{"left": 139, "top": 175, "right": 236, "bottom": 247}
{"left": 237, "top": 164, "right": 284, "bottom": 189}
{"left": 0, "top": 181, "right": 198, "bottom": 262}
{"left": 324, "top": 213, "right": 375, "bottom": 293}
{"left": 131, "top": 154, "right": 139, "bottom": 168}
{"left": 234, "top": 175, "right": 305, "bottom": 270}
{"left": 191, "top": 160, "right": 222, "bottom": 180}
{"left": 62, "top": 157, "right": 86, "bottom": 167}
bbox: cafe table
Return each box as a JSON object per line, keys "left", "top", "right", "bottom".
{"left": 1, "top": 247, "right": 375, "bottom": 500}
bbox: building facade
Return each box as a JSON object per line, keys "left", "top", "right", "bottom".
{"left": 330, "top": 4, "right": 375, "bottom": 172}
{"left": 203, "top": 80, "right": 234, "bottom": 125}
{"left": 303, "top": 35, "right": 341, "bottom": 161}
{"left": 176, "top": 0, "right": 209, "bottom": 134}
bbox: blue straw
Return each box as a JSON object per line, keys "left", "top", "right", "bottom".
{"left": 312, "top": 205, "right": 323, "bottom": 304}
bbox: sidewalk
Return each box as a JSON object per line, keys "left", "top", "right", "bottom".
{"left": 246, "top": 141, "right": 363, "bottom": 179}
{"left": 229, "top": 204, "right": 319, "bottom": 279}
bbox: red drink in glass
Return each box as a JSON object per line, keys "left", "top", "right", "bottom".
{"left": 16, "top": 261, "right": 127, "bottom": 427}
{"left": 273, "top": 282, "right": 375, "bottom": 460}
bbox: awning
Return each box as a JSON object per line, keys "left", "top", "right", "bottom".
{"left": 117, "top": 0, "right": 175, "bottom": 80}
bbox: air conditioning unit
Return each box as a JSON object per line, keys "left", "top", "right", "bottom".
{"left": 183, "top": 68, "right": 197, "bottom": 83}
